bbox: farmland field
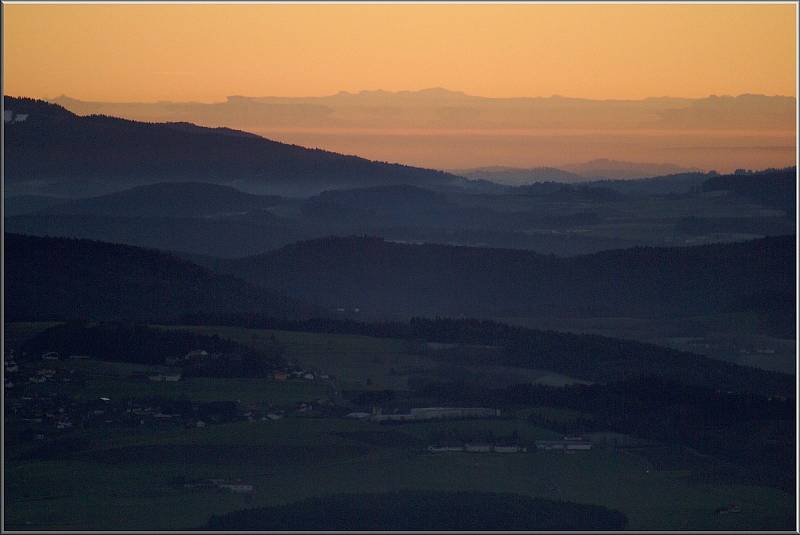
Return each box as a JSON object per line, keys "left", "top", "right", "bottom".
{"left": 162, "top": 325, "right": 588, "bottom": 390}
{"left": 4, "top": 321, "right": 795, "bottom": 530}
{"left": 5, "top": 418, "right": 793, "bottom": 530}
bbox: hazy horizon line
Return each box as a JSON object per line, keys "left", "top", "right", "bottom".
{"left": 42, "top": 88, "right": 797, "bottom": 105}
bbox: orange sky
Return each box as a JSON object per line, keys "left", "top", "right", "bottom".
{"left": 3, "top": 3, "right": 797, "bottom": 102}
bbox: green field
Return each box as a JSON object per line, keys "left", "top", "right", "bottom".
{"left": 15, "top": 357, "right": 327, "bottom": 406}
{"left": 161, "top": 325, "right": 588, "bottom": 390}
{"left": 5, "top": 418, "right": 793, "bottom": 530}
{"left": 4, "top": 322, "right": 795, "bottom": 530}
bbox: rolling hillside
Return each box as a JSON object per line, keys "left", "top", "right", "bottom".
{"left": 203, "top": 235, "right": 795, "bottom": 327}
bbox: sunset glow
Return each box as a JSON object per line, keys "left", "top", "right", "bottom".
{"left": 4, "top": 3, "right": 796, "bottom": 102}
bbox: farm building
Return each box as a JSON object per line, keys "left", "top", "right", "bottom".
{"left": 427, "top": 445, "right": 465, "bottom": 453}
{"left": 345, "top": 412, "right": 371, "bottom": 419}
{"left": 272, "top": 371, "right": 288, "bottom": 382}
{"left": 464, "top": 443, "right": 493, "bottom": 453}
{"left": 218, "top": 483, "right": 254, "bottom": 494}
{"left": 148, "top": 374, "right": 182, "bottom": 382}
{"left": 371, "top": 407, "right": 500, "bottom": 422}
{"left": 427, "top": 443, "right": 526, "bottom": 454}
{"left": 535, "top": 437, "right": 592, "bottom": 451}
{"left": 494, "top": 445, "right": 527, "bottom": 453}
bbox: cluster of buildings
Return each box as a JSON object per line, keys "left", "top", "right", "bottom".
{"left": 4, "top": 349, "right": 336, "bottom": 443}
{"left": 3, "top": 110, "right": 28, "bottom": 123}
{"left": 6, "top": 393, "right": 93, "bottom": 437}
{"left": 358, "top": 407, "right": 501, "bottom": 423}
{"left": 181, "top": 478, "right": 255, "bottom": 494}
{"left": 272, "top": 367, "right": 328, "bottom": 382}
{"left": 5, "top": 352, "right": 83, "bottom": 389}
{"left": 427, "top": 443, "right": 527, "bottom": 454}
{"left": 5, "top": 349, "right": 19, "bottom": 389}
{"left": 424, "top": 436, "right": 593, "bottom": 455}
{"left": 534, "top": 436, "right": 593, "bottom": 452}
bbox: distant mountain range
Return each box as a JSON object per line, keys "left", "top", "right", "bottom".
{"left": 453, "top": 160, "right": 702, "bottom": 184}
{"left": 50, "top": 90, "right": 795, "bottom": 131}
{"left": 560, "top": 159, "right": 702, "bottom": 180}
{"left": 3, "top": 96, "right": 465, "bottom": 197}
{"left": 4, "top": 233, "right": 317, "bottom": 322}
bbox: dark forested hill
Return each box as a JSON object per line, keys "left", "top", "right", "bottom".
{"left": 3, "top": 233, "right": 317, "bottom": 322}
{"left": 205, "top": 235, "right": 795, "bottom": 328}
{"left": 3, "top": 96, "right": 464, "bottom": 197}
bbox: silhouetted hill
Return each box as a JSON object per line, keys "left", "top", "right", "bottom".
{"left": 206, "top": 236, "right": 795, "bottom": 329}
{"left": 4, "top": 96, "right": 465, "bottom": 197}
{"left": 38, "top": 182, "right": 284, "bottom": 218}
{"left": 4, "top": 233, "right": 318, "bottom": 322}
